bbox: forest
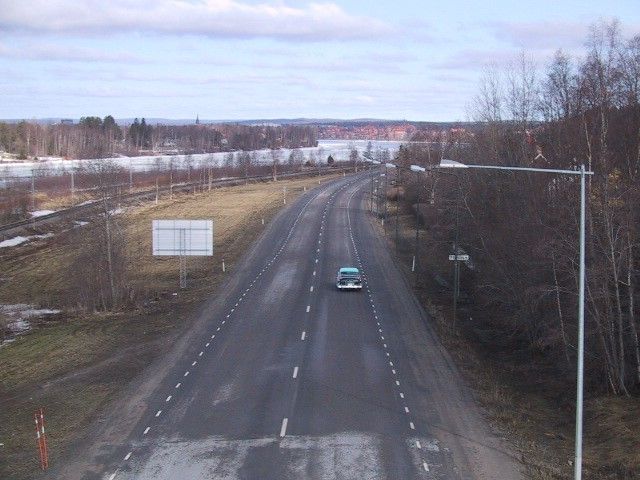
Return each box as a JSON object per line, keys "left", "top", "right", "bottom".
{"left": 0, "top": 118, "right": 318, "bottom": 160}
{"left": 397, "top": 20, "right": 640, "bottom": 398}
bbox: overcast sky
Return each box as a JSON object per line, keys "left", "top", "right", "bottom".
{"left": 0, "top": 0, "right": 639, "bottom": 121}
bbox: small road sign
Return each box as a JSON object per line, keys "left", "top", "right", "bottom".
{"left": 449, "top": 254, "right": 470, "bottom": 261}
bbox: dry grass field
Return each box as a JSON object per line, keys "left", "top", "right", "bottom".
{"left": 0, "top": 173, "right": 341, "bottom": 480}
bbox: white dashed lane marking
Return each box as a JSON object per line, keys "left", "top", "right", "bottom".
{"left": 111, "top": 181, "right": 353, "bottom": 477}
{"left": 280, "top": 418, "right": 288, "bottom": 437}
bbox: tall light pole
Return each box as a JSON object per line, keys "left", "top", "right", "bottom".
{"left": 439, "top": 159, "right": 593, "bottom": 480}
{"left": 382, "top": 163, "right": 397, "bottom": 231}
{"left": 410, "top": 165, "right": 426, "bottom": 280}
{"left": 395, "top": 165, "right": 401, "bottom": 251}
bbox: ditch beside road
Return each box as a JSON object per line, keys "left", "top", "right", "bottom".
{"left": 373, "top": 197, "right": 640, "bottom": 480}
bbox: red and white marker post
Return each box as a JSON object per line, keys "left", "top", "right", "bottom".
{"left": 34, "top": 408, "right": 49, "bottom": 470}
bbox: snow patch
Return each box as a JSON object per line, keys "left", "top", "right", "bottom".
{"left": 0, "top": 233, "right": 53, "bottom": 248}
{"left": 30, "top": 210, "right": 56, "bottom": 217}
{"left": 0, "top": 304, "right": 61, "bottom": 347}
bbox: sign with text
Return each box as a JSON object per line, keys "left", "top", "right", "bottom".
{"left": 448, "top": 254, "right": 470, "bottom": 261}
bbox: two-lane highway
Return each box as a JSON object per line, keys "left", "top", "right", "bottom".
{"left": 64, "top": 173, "right": 522, "bottom": 480}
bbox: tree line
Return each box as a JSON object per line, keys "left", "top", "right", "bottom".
{"left": 0, "top": 118, "right": 318, "bottom": 160}
{"left": 400, "top": 20, "right": 640, "bottom": 396}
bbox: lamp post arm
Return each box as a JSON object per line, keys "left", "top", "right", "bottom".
{"left": 460, "top": 165, "right": 594, "bottom": 176}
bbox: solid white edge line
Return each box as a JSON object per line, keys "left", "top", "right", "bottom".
{"left": 280, "top": 418, "right": 288, "bottom": 437}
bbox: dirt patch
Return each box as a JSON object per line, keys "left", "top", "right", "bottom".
{"left": 0, "top": 173, "right": 341, "bottom": 480}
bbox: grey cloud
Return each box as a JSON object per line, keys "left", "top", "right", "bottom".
{"left": 434, "top": 48, "right": 553, "bottom": 71}
{"left": 485, "top": 19, "right": 640, "bottom": 50}
{"left": 0, "top": 0, "right": 394, "bottom": 42}
{"left": 486, "top": 20, "right": 589, "bottom": 49}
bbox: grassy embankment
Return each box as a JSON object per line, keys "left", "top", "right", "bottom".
{"left": 0, "top": 173, "right": 340, "bottom": 480}
{"left": 376, "top": 194, "right": 640, "bottom": 480}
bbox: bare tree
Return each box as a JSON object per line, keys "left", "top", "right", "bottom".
{"left": 70, "top": 161, "right": 128, "bottom": 311}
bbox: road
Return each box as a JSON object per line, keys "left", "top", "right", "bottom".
{"left": 57, "top": 173, "right": 522, "bottom": 480}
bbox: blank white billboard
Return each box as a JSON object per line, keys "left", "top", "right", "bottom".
{"left": 152, "top": 220, "right": 213, "bottom": 256}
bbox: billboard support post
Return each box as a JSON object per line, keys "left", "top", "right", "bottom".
{"left": 153, "top": 220, "right": 213, "bottom": 289}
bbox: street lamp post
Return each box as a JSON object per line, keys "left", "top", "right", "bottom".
{"left": 395, "top": 166, "right": 401, "bottom": 251}
{"left": 439, "top": 159, "right": 593, "bottom": 480}
{"left": 410, "top": 165, "right": 426, "bottom": 279}
{"left": 382, "top": 163, "right": 397, "bottom": 231}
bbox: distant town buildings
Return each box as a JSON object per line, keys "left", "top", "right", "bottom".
{"left": 317, "top": 123, "right": 471, "bottom": 142}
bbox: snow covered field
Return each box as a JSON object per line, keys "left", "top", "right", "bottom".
{"left": 0, "top": 139, "right": 404, "bottom": 178}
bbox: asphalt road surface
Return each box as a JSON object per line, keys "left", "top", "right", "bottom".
{"left": 57, "top": 173, "right": 523, "bottom": 480}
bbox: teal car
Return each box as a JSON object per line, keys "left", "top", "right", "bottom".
{"left": 336, "top": 267, "right": 362, "bottom": 291}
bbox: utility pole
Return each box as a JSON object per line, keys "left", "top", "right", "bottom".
{"left": 31, "top": 169, "right": 35, "bottom": 211}
{"left": 452, "top": 175, "right": 460, "bottom": 330}
{"left": 370, "top": 173, "right": 374, "bottom": 212}
{"left": 395, "top": 168, "right": 400, "bottom": 251}
{"left": 70, "top": 167, "right": 75, "bottom": 204}
{"left": 383, "top": 167, "right": 388, "bottom": 231}
{"left": 414, "top": 173, "right": 420, "bottom": 282}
